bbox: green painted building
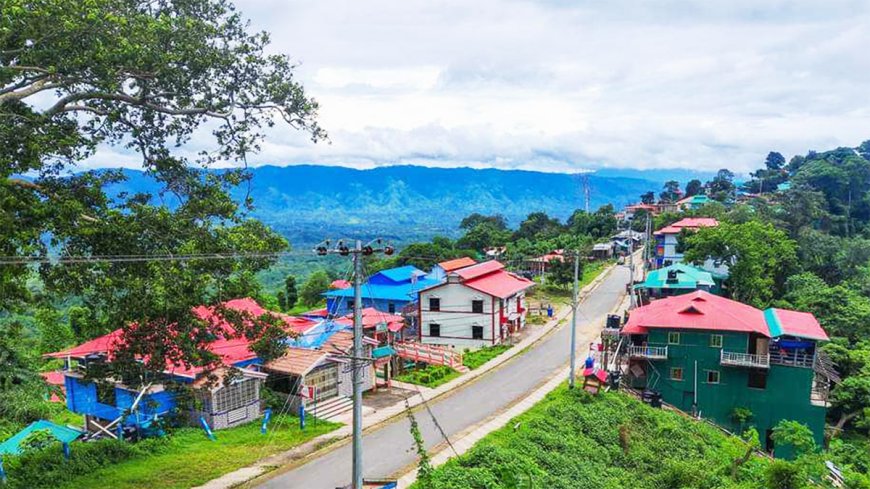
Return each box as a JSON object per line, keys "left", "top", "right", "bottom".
{"left": 622, "top": 291, "right": 834, "bottom": 457}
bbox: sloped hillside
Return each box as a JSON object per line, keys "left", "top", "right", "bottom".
{"left": 417, "top": 386, "right": 773, "bottom": 489}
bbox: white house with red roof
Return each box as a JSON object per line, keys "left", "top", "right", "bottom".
{"left": 653, "top": 217, "right": 728, "bottom": 276}
{"left": 417, "top": 260, "right": 535, "bottom": 350}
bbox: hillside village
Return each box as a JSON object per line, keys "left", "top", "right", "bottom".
{"left": 3, "top": 2, "right": 870, "bottom": 489}
{"left": 4, "top": 147, "right": 870, "bottom": 488}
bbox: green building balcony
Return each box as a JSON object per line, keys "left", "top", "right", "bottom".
{"left": 769, "top": 350, "right": 815, "bottom": 368}
{"left": 628, "top": 345, "right": 668, "bottom": 360}
{"left": 720, "top": 350, "right": 770, "bottom": 369}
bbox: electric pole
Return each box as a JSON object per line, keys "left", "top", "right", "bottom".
{"left": 315, "top": 239, "right": 393, "bottom": 489}
{"left": 568, "top": 250, "right": 580, "bottom": 388}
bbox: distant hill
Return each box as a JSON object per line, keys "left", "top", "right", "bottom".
{"left": 108, "top": 164, "right": 667, "bottom": 245}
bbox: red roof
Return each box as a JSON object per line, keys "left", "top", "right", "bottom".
{"left": 438, "top": 257, "right": 477, "bottom": 272}
{"left": 464, "top": 269, "right": 535, "bottom": 299}
{"left": 623, "top": 290, "right": 769, "bottom": 336}
{"left": 768, "top": 308, "right": 829, "bottom": 341}
{"left": 330, "top": 279, "right": 352, "bottom": 289}
{"left": 335, "top": 307, "right": 405, "bottom": 332}
{"left": 455, "top": 260, "right": 505, "bottom": 280}
{"left": 655, "top": 217, "right": 719, "bottom": 235}
{"left": 47, "top": 298, "right": 317, "bottom": 377}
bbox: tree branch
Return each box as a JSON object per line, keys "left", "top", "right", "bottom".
{"left": 5, "top": 178, "right": 100, "bottom": 223}
{"left": 0, "top": 78, "right": 60, "bottom": 104}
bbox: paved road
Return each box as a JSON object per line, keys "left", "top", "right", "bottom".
{"left": 259, "top": 265, "right": 630, "bottom": 489}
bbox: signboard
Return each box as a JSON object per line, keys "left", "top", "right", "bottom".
{"left": 298, "top": 384, "right": 316, "bottom": 400}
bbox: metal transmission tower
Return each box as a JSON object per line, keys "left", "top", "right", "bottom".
{"left": 314, "top": 238, "right": 394, "bottom": 489}
{"left": 582, "top": 174, "right": 591, "bottom": 213}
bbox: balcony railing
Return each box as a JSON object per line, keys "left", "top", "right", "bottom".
{"left": 721, "top": 350, "right": 769, "bottom": 369}
{"left": 628, "top": 345, "right": 668, "bottom": 360}
{"left": 769, "top": 351, "right": 815, "bottom": 368}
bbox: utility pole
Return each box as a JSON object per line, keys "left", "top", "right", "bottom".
{"left": 315, "top": 239, "right": 393, "bottom": 489}
{"left": 568, "top": 250, "right": 579, "bottom": 388}
{"left": 626, "top": 220, "right": 636, "bottom": 309}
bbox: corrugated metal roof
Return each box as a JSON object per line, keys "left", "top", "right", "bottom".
{"left": 623, "top": 290, "right": 769, "bottom": 336}
{"left": 765, "top": 308, "right": 829, "bottom": 341}
{"left": 438, "top": 257, "right": 477, "bottom": 272}
{"left": 464, "top": 269, "right": 535, "bottom": 299}
{"left": 455, "top": 260, "right": 504, "bottom": 280}
{"left": 634, "top": 263, "right": 715, "bottom": 290}
{"left": 655, "top": 217, "right": 719, "bottom": 235}
{"left": 265, "top": 347, "right": 329, "bottom": 376}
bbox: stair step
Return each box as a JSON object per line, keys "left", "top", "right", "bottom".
{"left": 310, "top": 396, "right": 354, "bottom": 420}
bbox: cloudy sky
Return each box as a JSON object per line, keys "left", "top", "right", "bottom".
{"left": 96, "top": 0, "right": 870, "bottom": 173}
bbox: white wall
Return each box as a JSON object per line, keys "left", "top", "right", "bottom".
{"left": 420, "top": 282, "right": 496, "bottom": 350}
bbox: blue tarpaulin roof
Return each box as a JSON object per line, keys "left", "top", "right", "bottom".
{"left": 324, "top": 278, "right": 441, "bottom": 301}
{"left": 286, "top": 320, "right": 349, "bottom": 349}
{"left": 0, "top": 420, "right": 83, "bottom": 455}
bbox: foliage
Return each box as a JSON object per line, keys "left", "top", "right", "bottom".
{"left": 764, "top": 460, "right": 805, "bottom": 489}
{"left": 782, "top": 273, "right": 870, "bottom": 342}
{"left": 19, "top": 428, "right": 56, "bottom": 453}
{"left": 413, "top": 387, "right": 771, "bottom": 489}
{"left": 460, "top": 213, "right": 508, "bottom": 231}
{"left": 771, "top": 420, "right": 816, "bottom": 457}
{"left": 284, "top": 275, "right": 298, "bottom": 310}
{"left": 406, "top": 399, "right": 434, "bottom": 486}
{"left": 1, "top": 0, "right": 320, "bottom": 383}
{"left": 685, "top": 179, "right": 703, "bottom": 197}
{"left": 462, "top": 345, "right": 512, "bottom": 370}
{"left": 683, "top": 220, "right": 797, "bottom": 307}
{"left": 707, "top": 169, "right": 737, "bottom": 202}
{"left": 2, "top": 414, "right": 339, "bottom": 489}
{"left": 34, "top": 307, "right": 74, "bottom": 354}
{"left": 396, "top": 365, "right": 461, "bottom": 389}
{"left": 299, "top": 270, "right": 330, "bottom": 307}
{"left": 513, "top": 212, "right": 563, "bottom": 242}
{"left": 660, "top": 180, "right": 681, "bottom": 202}
{"left": 545, "top": 256, "right": 578, "bottom": 289}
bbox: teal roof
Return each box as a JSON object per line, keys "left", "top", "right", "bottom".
{"left": 372, "top": 346, "right": 396, "bottom": 359}
{"left": 635, "top": 263, "right": 715, "bottom": 290}
{"left": 0, "top": 420, "right": 83, "bottom": 455}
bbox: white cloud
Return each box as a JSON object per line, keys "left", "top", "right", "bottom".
{"left": 81, "top": 0, "right": 870, "bottom": 173}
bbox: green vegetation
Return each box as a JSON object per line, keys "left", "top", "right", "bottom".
{"left": 462, "top": 345, "right": 513, "bottom": 370}
{"left": 2, "top": 415, "right": 339, "bottom": 489}
{"left": 414, "top": 386, "right": 778, "bottom": 489}
{"left": 396, "top": 365, "right": 462, "bottom": 389}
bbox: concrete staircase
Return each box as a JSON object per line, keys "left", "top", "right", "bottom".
{"left": 311, "top": 396, "right": 354, "bottom": 421}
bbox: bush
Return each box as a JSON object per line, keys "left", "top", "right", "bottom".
{"left": 765, "top": 460, "right": 805, "bottom": 489}
{"left": 3, "top": 437, "right": 168, "bottom": 489}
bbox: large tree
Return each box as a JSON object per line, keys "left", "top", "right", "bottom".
{"left": 1, "top": 0, "right": 322, "bottom": 379}
{"left": 683, "top": 221, "right": 797, "bottom": 307}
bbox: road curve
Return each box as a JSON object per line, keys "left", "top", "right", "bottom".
{"left": 257, "top": 264, "right": 630, "bottom": 489}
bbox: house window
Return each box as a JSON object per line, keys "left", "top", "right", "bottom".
{"left": 710, "top": 334, "right": 723, "bottom": 348}
{"left": 670, "top": 367, "right": 684, "bottom": 381}
{"left": 668, "top": 332, "right": 680, "bottom": 345}
{"left": 748, "top": 370, "right": 767, "bottom": 389}
{"left": 472, "top": 325, "right": 484, "bottom": 340}
{"left": 472, "top": 300, "right": 484, "bottom": 314}
{"left": 706, "top": 370, "right": 720, "bottom": 384}
{"left": 388, "top": 303, "right": 396, "bottom": 314}
{"left": 429, "top": 323, "right": 441, "bottom": 337}
{"left": 429, "top": 298, "right": 441, "bottom": 311}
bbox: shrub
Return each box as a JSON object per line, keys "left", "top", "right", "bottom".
{"left": 765, "top": 460, "right": 805, "bottom": 489}
{"left": 3, "top": 437, "right": 167, "bottom": 489}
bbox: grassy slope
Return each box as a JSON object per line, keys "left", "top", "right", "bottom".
{"left": 415, "top": 386, "right": 770, "bottom": 489}
{"left": 55, "top": 415, "right": 339, "bottom": 489}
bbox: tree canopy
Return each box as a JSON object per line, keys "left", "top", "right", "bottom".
{"left": 1, "top": 0, "right": 322, "bottom": 380}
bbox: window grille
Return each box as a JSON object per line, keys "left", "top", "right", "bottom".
{"left": 212, "top": 378, "right": 258, "bottom": 414}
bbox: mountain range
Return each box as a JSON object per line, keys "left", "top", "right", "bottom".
{"left": 109, "top": 164, "right": 709, "bottom": 246}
